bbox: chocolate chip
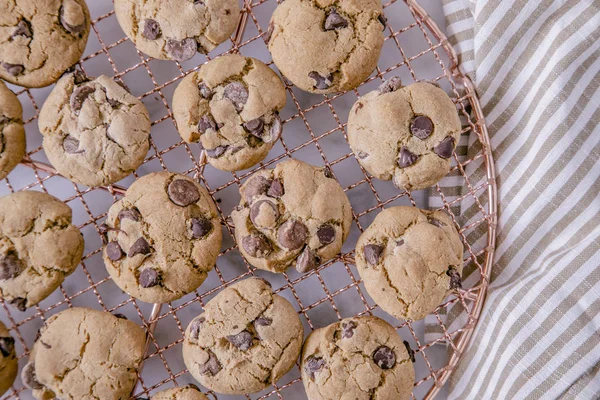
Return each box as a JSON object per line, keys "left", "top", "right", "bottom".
{"left": 107, "top": 97, "right": 121, "bottom": 108}
{"left": 244, "top": 118, "right": 264, "bottom": 135}
{"left": 198, "top": 83, "right": 212, "bottom": 99}
{"left": 378, "top": 14, "right": 387, "bottom": 29}
{"left": 142, "top": 19, "right": 161, "bottom": 40}
{"left": 12, "top": 20, "right": 32, "bottom": 38}
{"left": 357, "top": 151, "right": 369, "bottom": 159}
{"left": 105, "top": 241, "right": 124, "bottom": 261}
{"left": 70, "top": 85, "right": 96, "bottom": 114}
{"left": 308, "top": 71, "right": 334, "bottom": 90}
{"left": 323, "top": 166, "right": 334, "bottom": 178}
{"left": 168, "top": 179, "right": 200, "bottom": 206}
{"left": 317, "top": 224, "right": 336, "bottom": 245}
{"left": 139, "top": 268, "right": 160, "bottom": 288}
{"left": 72, "top": 69, "right": 89, "bottom": 85}
{"left": 9, "top": 297, "right": 26, "bottom": 312}
{"left": 267, "top": 114, "right": 283, "bottom": 143}
{"left": 397, "top": 147, "right": 419, "bottom": 168}
{"left": 378, "top": 76, "right": 402, "bottom": 94}
{"left": 198, "top": 115, "right": 218, "bottom": 134}
{"left": 428, "top": 217, "right": 445, "bottom": 228}
{"left": 226, "top": 330, "right": 253, "bottom": 351}
{"left": 304, "top": 356, "right": 325, "bottom": 380}
{"left": 277, "top": 220, "right": 308, "bottom": 250}
{"left": 254, "top": 317, "right": 272, "bottom": 327}
{"left": 410, "top": 116, "right": 434, "bottom": 140}
{"left": 250, "top": 200, "right": 280, "bottom": 229}
{"left": 189, "top": 317, "right": 205, "bottom": 339}
{"left": 62, "top": 135, "right": 83, "bottom": 154}
{"left": 265, "top": 21, "right": 274, "bottom": 44}
{"left": 206, "top": 145, "right": 228, "bottom": 158}
{"left": 396, "top": 238, "right": 405, "bottom": 247}
{"left": 118, "top": 209, "right": 141, "bottom": 222}
{"left": 199, "top": 350, "right": 222, "bottom": 376}
{"left": 373, "top": 345, "right": 396, "bottom": 369}
{"left": 267, "top": 178, "right": 284, "bottom": 198}
{"left": 0, "top": 336, "right": 14, "bottom": 357}
{"left": 223, "top": 82, "right": 249, "bottom": 111}
{"left": 192, "top": 217, "right": 212, "bottom": 238}
{"left": 447, "top": 267, "right": 462, "bottom": 289}
{"left": 60, "top": 4, "right": 86, "bottom": 35}
{"left": 404, "top": 341, "right": 416, "bottom": 362}
{"left": 128, "top": 237, "right": 151, "bottom": 257}
{"left": 324, "top": 8, "right": 348, "bottom": 31}
{"left": 22, "top": 362, "right": 44, "bottom": 390}
{"left": 434, "top": 136, "right": 455, "bottom": 159}
{"left": 244, "top": 175, "right": 271, "bottom": 202}
{"left": 0, "top": 252, "right": 23, "bottom": 280}
{"left": 241, "top": 235, "right": 271, "bottom": 258}
{"left": 2, "top": 62, "right": 24, "bottom": 76}
{"left": 113, "top": 313, "right": 128, "bottom": 320}
{"left": 166, "top": 38, "right": 198, "bottom": 61}
{"left": 296, "top": 246, "right": 317, "bottom": 274}
{"left": 40, "top": 340, "right": 51, "bottom": 349}
{"left": 363, "top": 243, "right": 383, "bottom": 266}
{"left": 341, "top": 320, "right": 357, "bottom": 339}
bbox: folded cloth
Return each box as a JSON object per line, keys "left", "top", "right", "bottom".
{"left": 436, "top": 0, "right": 600, "bottom": 398}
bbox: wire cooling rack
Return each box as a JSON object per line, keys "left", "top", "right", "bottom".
{"left": 0, "top": 0, "right": 497, "bottom": 399}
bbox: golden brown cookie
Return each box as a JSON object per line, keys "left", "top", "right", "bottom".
{"left": 0, "top": 321, "right": 17, "bottom": 396}
{"left": 0, "top": 81, "right": 25, "bottom": 180}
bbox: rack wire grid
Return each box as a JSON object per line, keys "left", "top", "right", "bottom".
{"left": 0, "top": 0, "right": 498, "bottom": 399}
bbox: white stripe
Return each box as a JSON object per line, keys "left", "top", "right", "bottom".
{"left": 442, "top": 0, "right": 472, "bottom": 16}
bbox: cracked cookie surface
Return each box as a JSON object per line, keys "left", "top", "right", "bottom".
{"left": 114, "top": 0, "right": 239, "bottom": 61}
{"left": 21, "top": 307, "right": 146, "bottom": 400}
{"left": 173, "top": 54, "right": 286, "bottom": 171}
{"left": 0, "top": 191, "right": 84, "bottom": 311}
{"left": 268, "top": 0, "right": 384, "bottom": 94}
{"left": 301, "top": 316, "right": 415, "bottom": 400}
{"left": 0, "top": 81, "right": 25, "bottom": 180}
{"left": 103, "top": 172, "right": 222, "bottom": 303}
{"left": 150, "top": 385, "right": 208, "bottom": 400}
{"left": 183, "top": 278, "right": 303, "bottom": 394}
{"left": 348, "top": 80, "right": 462, "bottom": 191}
{"left": 356, "top": 206, "right": 463, "bottom": 321}
{"left": 39, "top": 72, "right": 151, "bottom": 187}
{"left": 231, "top": 159, "right": 352, "bottom": 274}
{"left": 0, "top": 321, "right": 17, "bottom": 396}
{"left": 0, "top": 0, "right": 90, "bottom": 88}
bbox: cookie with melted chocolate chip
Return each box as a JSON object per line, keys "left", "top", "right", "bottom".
{"left": 0, "top": 321, "right": 17, "bottom": 396}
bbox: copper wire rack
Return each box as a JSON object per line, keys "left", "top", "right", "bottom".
{"left": 0, "top": 0, "right": 497, "bottom": 399}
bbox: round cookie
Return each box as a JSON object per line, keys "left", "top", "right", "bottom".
{"left": 102, "top": 172, "right": 222, "bottom": 303}
{"left": 231, "top": 159, "right": 353, "bottom": 274}
{"left": 21, "top": 308, "right": 146, "bottom": 400}
{"left": 183, "top": 278, "right": 303, "bottom": 394}
{"left": 39, "top": 71, "right": 151, "bottom": 187}
{"left": 0, "top": 191, "right": 84, "bottom": 311}
{"left": 0, "top": 81, "right": 26, "bottom": 180}
{"left": 150, "top": 385, "right": 208, "bottom": 400}
{"left": 0, "top": 321, "right": 18, "bottom": 396}
{"left": 268, "top": 0, "right": 385, "bottom": 94}
{"left": 0, "top": 0, "right": 91, "bottom": 88}
{"left": 301, "top": 316, "right": 415, "bottom": 400}
{"left": 114, "top": 0, "right": 240, "bottom": 62}
{"left": 356, "top": 206, "right": 464, "bottom": 321}
{"left": 348, "top": 79, "right": 462, "bottom": 191}
{"left": 173, "top": 54, "right": 286, "bottom": 171}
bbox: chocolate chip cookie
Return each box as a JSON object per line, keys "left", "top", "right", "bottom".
{"left": 0, "top": 191, "right": 84, "bottom": 311}
{"left": 231, "top": 159, "right": 353, "bottom": 274}
{"left": 173, "top": 54, "right": 286, "bottom": 171}
{"left": 0, "top": 0, "right": 90, "bottom": 88}
{"left": 103, "top": 172, "right": 222, "bottom": 303}
{"left": 39, "top": 72, "right": 151, "bottom": 187}
{"left": 348, "top": 80, "right": 462, "bottom": 191}
{"left": 183, "top": 278, "right": 303, "bottom": 394}
{"left": 114, "top": 0, "right": 240, "bottom": 61}
{"left": 268, "top": 0, "right": 385, "bottom": 93}
{"left": 150, "top": 385, "right": 208, "bottom": 400}
{"left": 21, "top": 307, "right": 146, "bottom": 400}
{"left": 0, "top": 81, "right": 25, "bottom": 181}
{"left": 0, "top": 321, "right": 17, "bottom": 396}
{"left": 356, "top": 206, "right": 464, "bottom": 321}
{"left": 301, "top": 316, "right": 415, "bottom": 400}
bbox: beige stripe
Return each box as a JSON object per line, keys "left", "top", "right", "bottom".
{"left": 559, "top": 361, "right": 600, "bottom": 399}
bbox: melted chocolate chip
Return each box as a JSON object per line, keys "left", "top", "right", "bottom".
{"left": 128, "top": 237, "right": 151, "bottom": 257}
{"left": 198, "top": 115, "right": 218, "bottom": 134}
{"left": 267, "top": 114, "right": 283, "bottom": 143}
{"left": 205, "top": 145, "right": 228, "bottom": 158}
{"left": 0, "top": 252, "right": 23, "bottom": 280}
{"left": 244, "top": 175, "right": 271, "bottom": 202}
{"left": 323, "top": 166, "right": 334, "bottom": 178}
{"left": 199, "top": 350, "right": 222, "bottom": 376}
{"left": 118, "top": 209, "right": 141, "bottom": 222}
{"left": 22, "top": 362, "right": 44, "bottom": 390}
{"left": 404, "top": 341, "right": 416, "bottom": 362}
{"left": 296, "top": 246, "right": 317, "bottom": 274}
{"left": 189, "top": 317, "right": 205, "bottom": 340}
{"left": 378, "top": 14, "right": 388, "bottom": 29}
{"left": 2, "top": 62, "right": 24, "bottom": 76}
{"left": 226, "top": 330, "right": 253, "bottom": 351}
{"left": 357, "top": 151, "right": 369, "bottom": 159}
{"left": 428, "top": 217, "right": 445, "bottom": 228}
{"left": 317, "top": 224, "right": 336, "bottom": 245}
{"left": 142, "top": 19, "right": 161, "bottom": 40}
{"left": 410, "top": 116, "right": 434, "bottom": 140}
{"left": 70, "top": 85, "right": 96, "bottom": 114}
{"left": 373, "top": 345, "right": 396, "bottom": 369}
{"left": 341, "top": 320, "right": 357, "bottom": 339}
{"left": 304, "top": 356, "right": 325, "bottom": 380}
{"left": 166, "top": 38, "right": 198, "bottom": 61}
{"left": 434, "top": 136, "right": 455, "bottom": 159}
{"left": 308, "top": 71, "right": 334, "bottom": 90}
{"left": 242, "top": 235, "right": 271, "bottom": 258}
{"left": 192, "top": 217, "right": 213, "bottom": 239}
{"left": 198, "top": 83, "right": 212, "bottom": 99}
{"left": 60, "top": 4, "right": 86, "bottom": 35}
{"left": 397, "top": 147, "right": 419, "bottom": 168}
{"left": 250, "top": 199, "right": 280, "bottom": 229}
{"left": 363, "top": 243, "right": 383, "bottom": 266}
{"left": 244, "top": 118, "right": 264, "bottom": 135}
{"left": 63, "top": 135, "right": 83, "bottom": 154}
{"left": 267, "top": 178, "right": 284, "bottom": 198}
{"left": 254, "top": 317, "right": 272, "bottom": 327}
{"left": 277, "top": 220, "right": 308, "bottom": 250}
{"left": 139, "top": 268, "right": 160, "bottom": 288}
{"left": 9, "top": 297, "right": 27, "bottom": 312}
{"left": 324, "top": 9, "right": 348, "bottom": 31}
{"left": 447, "top": 267, "right": 462, "bottom": 289}
{"left": 223, "top": 82, "right": 249, "bottom": 111}
{"left": 105, "top": 241, "right": 124, "bottom": 261}
{"left": 168, "top": 179, "right": 200, "bottom": 207}
{"left": 113, "top": 313, "right": 128, "bottom": 320}
{"left": 378, "top": 76, "right": 402, "bottom": 94}
{"left": 12, "top": 20, "right": 32, "bottom": 38}
{"left": 0, "top": 336, "right": 15, "bottom": 357}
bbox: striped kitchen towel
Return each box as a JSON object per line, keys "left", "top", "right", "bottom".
{"left": 439, "top": 0, "right": 600, "bottom": 398}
